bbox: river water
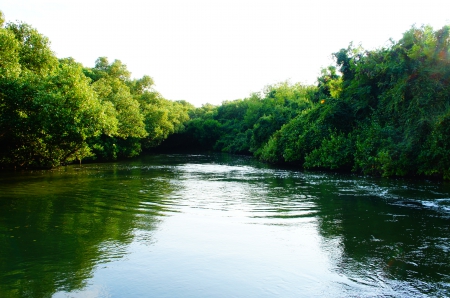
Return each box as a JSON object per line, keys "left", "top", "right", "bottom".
{"left": 0, "top": 153, "right": 449, "bottom": 297}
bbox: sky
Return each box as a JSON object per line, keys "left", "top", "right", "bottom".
{"left": 2, "top": 0, "right": 450, "bottom": 106}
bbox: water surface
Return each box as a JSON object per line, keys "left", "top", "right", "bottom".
{"left": 0, "top": 154, "right": 449, "bottom": 297}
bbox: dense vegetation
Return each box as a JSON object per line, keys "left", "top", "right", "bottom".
{"left": 164, "top": 25, "right": 450, "bottom": 179}
{"left": 1, "top": 11, "right": 449, "bottom": 179}
{"left": 0, "top": 12, "right": 191, "bottom": 168}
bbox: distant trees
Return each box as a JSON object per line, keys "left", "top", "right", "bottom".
{"left": 163, "top": 82, "right": 315, "bottom": 155}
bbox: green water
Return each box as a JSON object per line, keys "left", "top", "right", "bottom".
{"left": 0, "top": 154, "right": 449, "bottom": 297}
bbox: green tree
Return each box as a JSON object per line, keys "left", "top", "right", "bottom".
{"left": 84, "top": 58, "right": 147, "bottom": 159}
{"left": 0, "top": 22, "right": 106, "bottom": 167}
{"left": 5, "top": 22, "right": 58, "bottom": 75}
{"left": 0, "top": 21, "right": 20, "bottom": 79}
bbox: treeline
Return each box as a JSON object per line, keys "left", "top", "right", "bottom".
{"left": 1, "top": 11, "right": 450, "bottom": 179}
{"left": 0, "top": 12, "right": 192, "bottom": 168}
{"left": 163, "top": 25, "right": 450, "bottom": 179}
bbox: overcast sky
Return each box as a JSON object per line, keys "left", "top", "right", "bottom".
{"left": 2, "top": 0, "right": 450, "bottom": 106}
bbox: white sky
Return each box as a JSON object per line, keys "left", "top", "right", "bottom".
{"left": 2, "top": 0, "right": 450, "bottom": 106}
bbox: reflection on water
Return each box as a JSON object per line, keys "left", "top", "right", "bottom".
{"left": 0, "top": 153, "right": 449, "bottom": 297}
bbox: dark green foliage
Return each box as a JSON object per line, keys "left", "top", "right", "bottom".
{"left": 177, "top": 24, "right": 450, "bottom": 179}
{"left": 161, "top": 82, "right": 315, "bottom": 155}
{"left": 347, "top": 25, "right": 450, "bottom": 178}
{"left": 89, "top": 136, "right": 142, "bottom": 160}
{"left": 418, "top": 111, "right": 450, "bottom": 179}
{"left": 2, "top": 11, "right": 450, "bottom": 179}
{"left": 157, "top": 103, "right": 220, "bottom": 152}
{"left": 270, "top": 24, "right": 450, "bottom": 179}
{"left": 304, "top": 131, "right": 355, "bottom": 170}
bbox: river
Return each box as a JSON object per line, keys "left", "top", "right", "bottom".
{"left": 0, "top": 153, "right": 449, "bottom": 297}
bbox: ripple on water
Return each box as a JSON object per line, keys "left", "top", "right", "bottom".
{"left": 2, "top": 154, "right": 450, "bottom": 297}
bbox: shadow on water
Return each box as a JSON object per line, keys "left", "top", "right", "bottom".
{"left": 312, "top": 174, "right": 450, "bottom": 296}
{"left": 0, "top": 161, "right": 178, "bottom": 297}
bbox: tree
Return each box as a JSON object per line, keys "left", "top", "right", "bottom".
{"left": 84, "top": 58, "right": 148, "bottom": 159}
{"left": 5, "top": 22, "right": 58, "bottom": 75}
{"left": 0, "top": 21, "right": 107, "bottom": 167}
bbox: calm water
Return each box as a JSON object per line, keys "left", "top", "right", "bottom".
{"left": 0, "top": 153, "right": 449, "bottom": 297}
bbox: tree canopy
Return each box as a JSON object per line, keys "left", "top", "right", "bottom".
{"left": 0, "top": 13, "right": 191, "bottom": 167}
{"left": 163, "top": 25, "right": 450, "bottom": 179}
{"left": 1, "top": 10, "right": 449, "bottom": 179}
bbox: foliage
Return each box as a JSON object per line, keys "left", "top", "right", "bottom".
{"left": 84, "top": 57, "right": 191, "bottom": 160}
{"left": 304, "top": 131, "right": 355, "bottom": 170}
{"left": 0, "top": 21, "right": 106, "bottom": 168}
{"left": 2, "top": 11, "right": 450, "bottom": 179}
{"left": 176, "top": 82, "right": 315, "bottom": 156}
{"left": 260, "top": 24, "right": 450, "bottom": 179}
{"left": 173, "top": 24, "right": 450, "bottom": 179}
{"left": 418, "top": 111, "right": 450, "bottom": 179}
{"left": 0, "top": 13, "right": 190, "bottom": 167}
{"left": 346, "top": 25, "right": 450, "bottom": 178}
